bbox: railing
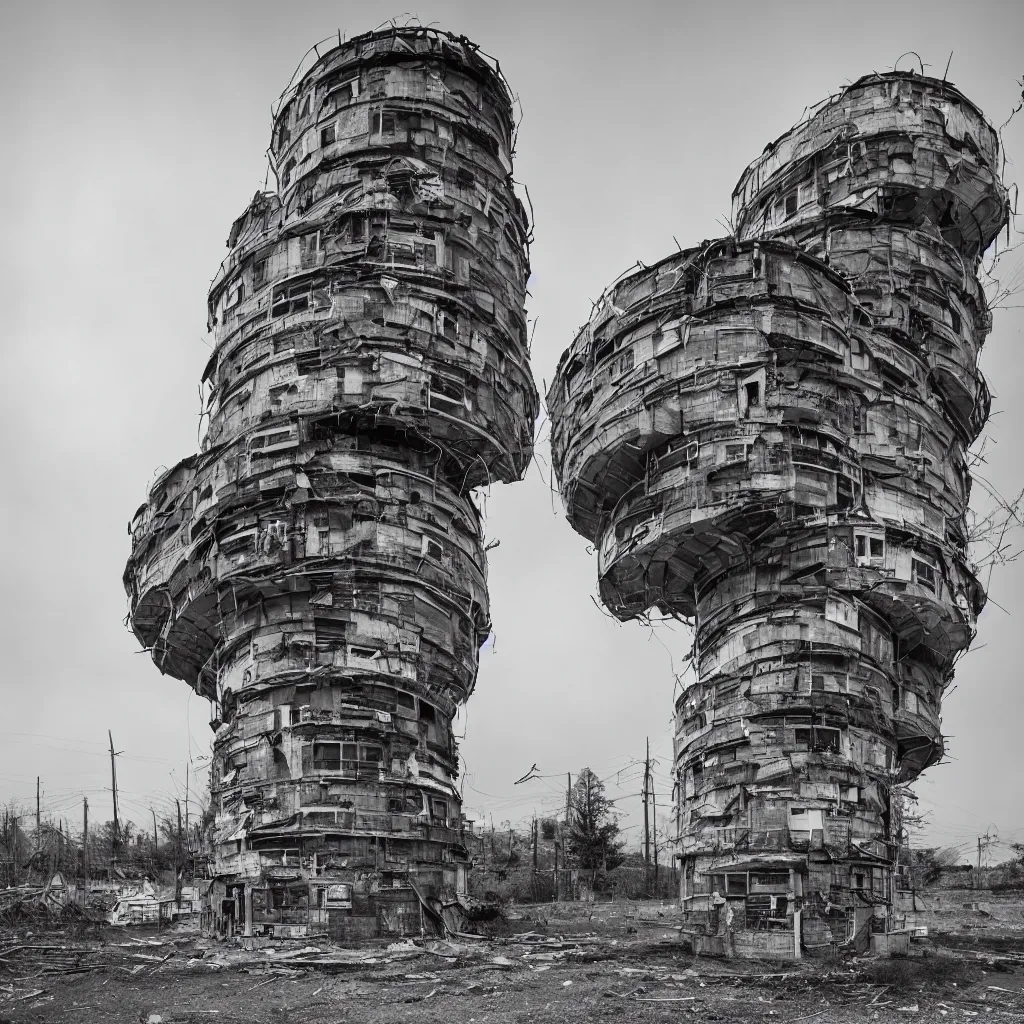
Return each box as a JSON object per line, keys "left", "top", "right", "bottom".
{"left": 710, "top": 827, "right": 750, "bottom": 850}
{"left": 298, "top": 809, "right": 459, "bottom": 835}
{"left": 683, "top": 827, "right": 789, "bottom": 854}
{"left": 686, "top": 826, "right": 858, "bottom": 855}
{"left": 300, "top": 250, "right": 326, "bottom": 270}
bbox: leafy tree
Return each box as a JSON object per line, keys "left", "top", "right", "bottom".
{"left": 96, "top": 819, "right": 138, "bottom": 863}
{"left": 567, "top": 768, "right": 623, "bottom": 873}
{"left": 908, "top": 846, "right": 961, "bottom": 886}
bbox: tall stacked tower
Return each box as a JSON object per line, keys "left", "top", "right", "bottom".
{"left": 547, "top": 72, "right": 1007, "bottom": 956}
{"left": 124, "top": 26, "right": 536, "bottom": 942}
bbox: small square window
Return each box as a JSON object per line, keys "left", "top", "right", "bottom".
{"left": 912, "top": 557, "right": 936, "bottom": 591}
{"left": 371, "top": 112, "right": 396, "bottom": 137}
{"left": 329, "top": 80, "right": 358, "bottom": 108}
{"left": 812, "top": 727, "right": 841, "bottom": 753}
{"left": 312, "top": 742, "right": 341, "bottom": 771}
{"left": 855, "top": 533, "right": 885, "bottom": 564}
{"left": 320, "top": 123, "right": 337, "bottom": 147}
{"left": 726, "top": 873, "right": 748, "bottom": 895}
{"left": 414, "top": 242, "right": 437, "bottom": 265}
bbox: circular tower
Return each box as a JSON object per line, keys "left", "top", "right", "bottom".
{"left": 124, "top": 26, "right": 537, "bottom": 941}
{"left": 547, "top": 72, "right": 1007, "bottom": 956}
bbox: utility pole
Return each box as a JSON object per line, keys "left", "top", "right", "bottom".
{"left": 82, "top": 797, "right": 89, "bottom": 886}
{"left": 532, "top": 814, "right": 538, "bottom": 872}
{"left": 109, "top": 731, "right": 121, "bottom": 860}
{"left": 976, "top": 831, "right": 994, "bottom": 890}
{"left": 185, "top": 769, "right": 192, "bottom": 879}
{"left": 152, "top": 808, "right": 158, "bottom": 847}
{"left": 565, "top": 772, "right": 572, "bottom": 839}
{"left": 36, "top": 777, "right": 41, "bottom": 851}
{"left": 565, "top": 772, "right": 572, "bottom": 863}
{"left": 585, "top": 772, "right": 594, "bottom": 886}
{"left": 643, "top": 738, "right": 651, "bottom": 888}
{"left": 176, "top": 800, "right": 183, "bottom": 900}
{"left": 890, "top": 786, "right": 901, "bottom": 902}
{"left": 652, "top": 775, "right": 659, "bottom": 886}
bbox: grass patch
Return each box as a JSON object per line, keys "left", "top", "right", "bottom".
{"left": 860, "top": 954, "right": 983, "bottom": 991}
{"left": 931, "top": 932, "right": 1024, "bottom": 955}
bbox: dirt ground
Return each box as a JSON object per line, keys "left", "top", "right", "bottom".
{"left": 3, "top": 896, "right": 1024, "bottom": 1023}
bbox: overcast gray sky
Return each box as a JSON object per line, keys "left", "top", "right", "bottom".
{"left": 2, "top": 0, "right": 1022, "bottom": 863}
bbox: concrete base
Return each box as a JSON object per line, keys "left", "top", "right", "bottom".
{"left": 870, "top": 931, "right": 911, "bottom": 957}
{"left": 683, "top": 929, "right": 798, "bottom": 959}
{"left": 734, "top": 930, "right": 799, "bottom": 959}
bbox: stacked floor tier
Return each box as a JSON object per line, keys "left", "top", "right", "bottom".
{"left": 124, "top": 26, "right": 537, "bottom": 942}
